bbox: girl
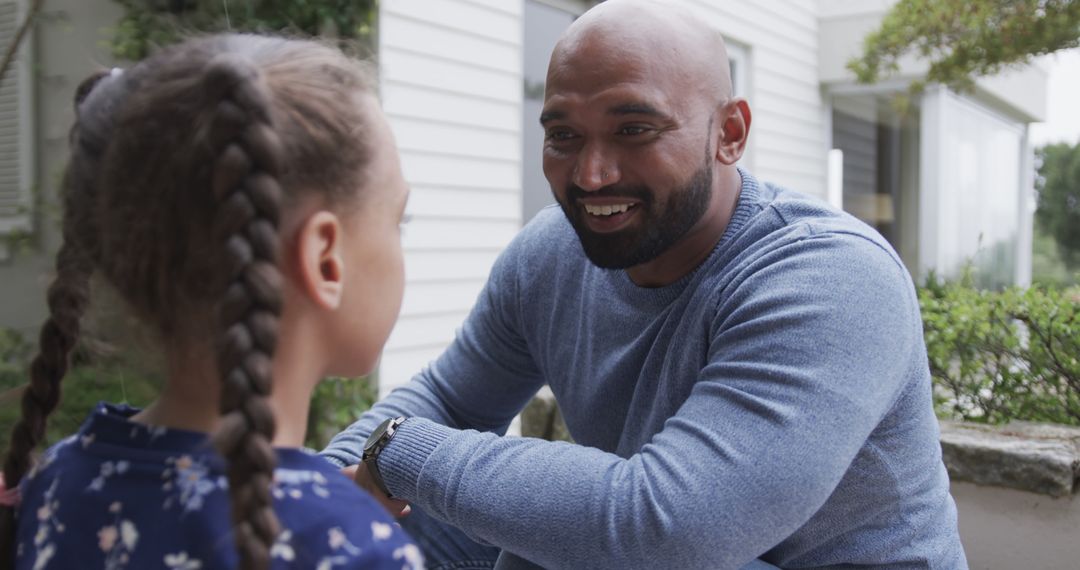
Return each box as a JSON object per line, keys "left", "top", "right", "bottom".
{"left": 0, "top": 34, "right": 419, "bottom": 570}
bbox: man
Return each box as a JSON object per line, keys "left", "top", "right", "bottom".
{"left": 322, "top": 1, "right": 968, "bottom": 568}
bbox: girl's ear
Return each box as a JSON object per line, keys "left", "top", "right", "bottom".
{"left": 295, "top": 210, "right": 347, "bottom": 310}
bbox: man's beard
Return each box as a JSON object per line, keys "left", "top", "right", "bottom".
{"left": 555, "top": 164, "right": 713, "bottom": 270}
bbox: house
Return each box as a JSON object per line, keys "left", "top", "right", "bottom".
{"left": 0, "top": 0, "right": 1047, "bottom": 397}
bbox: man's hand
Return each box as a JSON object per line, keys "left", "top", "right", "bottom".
{"left": 342, "top": 463, "right": 412, "bottom": 518}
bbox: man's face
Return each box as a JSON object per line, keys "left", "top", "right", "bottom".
{"left": 541, "top": 38, "right": 715, "bottom": 269}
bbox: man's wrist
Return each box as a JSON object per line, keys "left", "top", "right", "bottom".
{"left": 377, "top": 418, "right": 456, "bottom": 501}
{"left": 362, "top": 416, "right": 407, "bottom": 497}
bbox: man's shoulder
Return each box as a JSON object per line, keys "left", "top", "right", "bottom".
{"left": 739, "top": 179, "right": 903, "bottom": 271}
{"left": 497, "top": 205, "right": 583, "bottom": 273}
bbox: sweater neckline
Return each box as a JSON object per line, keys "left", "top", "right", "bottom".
{"left": 609, "top": 168, "right": 762, "bottom": 306}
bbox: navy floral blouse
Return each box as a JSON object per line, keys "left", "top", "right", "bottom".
{"left": 15, "top": 403, "right": 423, "bottom": 570}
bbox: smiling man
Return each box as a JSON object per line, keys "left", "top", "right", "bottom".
{"left": 322, "top": 1, "right": 968, "bottom": 568}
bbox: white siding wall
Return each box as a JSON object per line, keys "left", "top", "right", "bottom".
{"left": 688, "top": 0, "right": 827, "bottom": 197}
{"left": 378, "top": 0, "right": 524, "bottom": 397}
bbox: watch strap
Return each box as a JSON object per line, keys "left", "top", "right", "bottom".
{"left": 362, "top": 417, "right": 406, "bottom": 498}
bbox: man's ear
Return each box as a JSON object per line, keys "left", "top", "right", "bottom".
{"left": 714, "top": 98, "right": 752, "bottom": 165}
{"left": 294, "top": 210, "right": 347, "bottom": 310}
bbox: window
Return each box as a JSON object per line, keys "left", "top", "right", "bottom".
{"left": 725, "top": 41, "right": 751, "bottom": 169}
{"left": 935, "top": 92, "right": 1024, "bottom": 288}
{"left": 0, "top": 0, "right": 34, "bottom": 237}
{"left": 521, "top": 0, "right": 583, "bottom": 224}
{"left": 831, "top": 93, "right": 921, "bottom": 275}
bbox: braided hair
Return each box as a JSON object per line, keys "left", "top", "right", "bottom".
{"left": 0, "top": 69, "right": 119, "bottom": 566}
{"left": 201, "top": 52, "right": 286, "bottom": 568}
{"left": 1, "top": 35, "right": 376, "bottom": 570}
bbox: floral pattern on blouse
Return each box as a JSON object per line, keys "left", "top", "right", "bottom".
{"left": 14, "top": 403, "right": 421, "bottom": 570}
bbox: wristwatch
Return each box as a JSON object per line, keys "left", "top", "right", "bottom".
{"left": 362, "top": 416, "right": 407, "bottom": 498}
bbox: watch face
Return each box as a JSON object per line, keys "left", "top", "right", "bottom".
{"left": 364, "top": 418, "right": 392, "bottom": 452}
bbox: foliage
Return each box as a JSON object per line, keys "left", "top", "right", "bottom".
{"left": 1035, "top": 142, "right": 1080, "bottom": 268}
{"left": 0, "top": 326, "right": 375, "bottom": 459}
{"left": 307, "top": 375, "right": 377, "bottom": 450}
{"left": 0, "top": 332, "right": 163, "bottom": 461}
{"left": 921, "top": 272, "right": 1080, "bottom": 425}
{"left": 849, "top": 0, "right": 1080, "bottom": 96}
{"left": 110, "top": 0, "right": 377, "bottom": 61}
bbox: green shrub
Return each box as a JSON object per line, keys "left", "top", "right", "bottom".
{"left": 0, "top": 327, "right": 375, "bottom": 459}
{"left": 920, "top": 274, "right": 1080, "bottom": 425}
{"left": 307, "top": 375, "right": 377, "bottom": 451}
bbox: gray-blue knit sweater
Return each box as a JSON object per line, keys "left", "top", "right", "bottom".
{"left": 322, "top": 171, "right": 968, "bottom": 569}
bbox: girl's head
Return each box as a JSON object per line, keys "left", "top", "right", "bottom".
{"left": 1, "top": 34, "right": 407, "bottom": 568}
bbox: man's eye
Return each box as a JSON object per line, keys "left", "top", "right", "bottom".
{"left": 618, "top": 126, "right": 650, "bottom": 136}
{"left": 545, "top": 130, "right": 576, "bottom": 142}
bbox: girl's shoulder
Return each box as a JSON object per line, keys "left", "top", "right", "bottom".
{"left": 269, "top": 451, "right": 423, "bottom": 570}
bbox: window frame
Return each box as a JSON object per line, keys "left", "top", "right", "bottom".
{"left": 0, "top": 0, "right": 35, "bottom": 237}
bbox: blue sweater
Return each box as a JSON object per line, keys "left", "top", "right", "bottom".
{"left": 322, "top": 171, "right": 968, "bottom": 569}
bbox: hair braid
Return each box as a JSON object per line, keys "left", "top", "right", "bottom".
{"left": 0, "top": 70, "right": 119, "bottom": 565}
{"left": 0, "top": 221, "right": 94, "bottom": 566}
{"left": 201, "top": 53, "right": 285, "bottom": 570}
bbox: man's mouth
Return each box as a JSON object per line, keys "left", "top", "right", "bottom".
{"left": 579, "top": 202, "right": 640, "bottom": 232}
{"left": 583, "top": 203, "right": 635, "bottom": 216}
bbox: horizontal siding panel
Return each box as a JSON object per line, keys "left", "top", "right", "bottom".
{"left": 457, "top": 0, "right": 522, "bottom": 16}
{"left": 755, "top": 59, "right": 820, "bottom": 91}
{"left": 756, "top": 76, "right": 821, "bottom": 104}
{"left": 754, "top": 118, "right": 825, "bottom": 149}
{"left": 378, "top": 0, "right": 524, "bottom": 395}
{"left": 753, "top": 93, "right": 826, "bottom": 126}
{"left": 385, "top": 312, "right": 466, "bottom": 351}
{"left": 384, "top": 0, "right": 521, "bottom": 45}
{"left": 755, "top": 40, "right": 817, "bottom": 68}
{"left": 753, "top": 123, "right": 826, "bottom": 148}
{"left": 381, "top": 14, "right": 520, "bottom": 74}
{"left": 752, "top": 0, "right": 818, "bottom": 32}
{"left": 382, "top": 82, "right": 519, "bottom": 133}
{"left": 404, "top": 250, "right": 501, "bottom": 282}
{"left": 400, "top": 279, "right": 485, "bottom": 317}
{"left": 379, "top": 345, "right": 446, "bottom": 396}
{"left": 407, "top": 185, "right": 521, "bottom": 221}
{"left": 755, "top": 51, "right": 821, "bottom": 87}
{"left": 402, "top": 218, "right": 519, "bottom": 251}
{"left": 399, "top": 151, "right": 521, "bottom": 190}
{"left": 754, "top": 135, "right": 831, "bottom": 163}
{"left": 695, "top": 1, "right": 815, "bottom": 46}
{"left": 381, "top": 48, "right": 520, "bottom": 103}
{"left": 689, "top": 3, "right": 816, "bottom": 62}
{"left": 391, "top": 115, "right": 520, "bottom": 161}
{"left": 756, "top": 151, "right": 827, "bottom": 174}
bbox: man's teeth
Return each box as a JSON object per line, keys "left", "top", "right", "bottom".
{"left": 584, "top": 203, "right": 633, "bottom": 216}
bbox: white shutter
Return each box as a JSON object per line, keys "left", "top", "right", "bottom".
{"left": 0, "top": 0, "right": 33, "bottom": 234}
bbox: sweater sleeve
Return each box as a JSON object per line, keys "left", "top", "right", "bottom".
{"left": 320, "top": 233, "right": 546, "bottom": 468}
{"left": 372, "top": 230, "right": 925, "bottom": 569}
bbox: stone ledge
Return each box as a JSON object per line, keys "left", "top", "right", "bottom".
{"left": 939, "top": 420, "right": 1080, "bottom": 498}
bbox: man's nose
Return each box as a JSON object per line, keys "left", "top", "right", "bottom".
{"left": 572, "top": 143, "right": 620, "bottom": 191}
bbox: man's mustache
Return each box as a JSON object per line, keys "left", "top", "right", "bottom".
{"left": 563, "top": 184, "right": 653, "bottom": 204}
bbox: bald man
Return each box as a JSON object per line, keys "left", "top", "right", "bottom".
{"left": 323, "top": 1, "right": 967, "bottom": 568}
